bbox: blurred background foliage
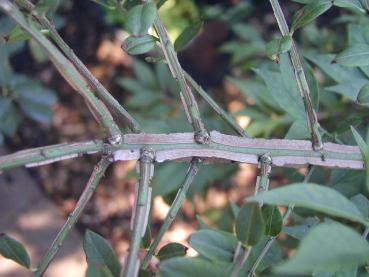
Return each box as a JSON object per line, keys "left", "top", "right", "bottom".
{"left": 1, "top": 0, "right": 369, "bottom": 274}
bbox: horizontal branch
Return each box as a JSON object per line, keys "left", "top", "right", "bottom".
{"left": 0, "top": 131, "right": 363, "bottom": 171}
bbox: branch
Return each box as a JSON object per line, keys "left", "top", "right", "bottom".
{"left": 184, "top": 72, "right": 250, "bottom": 138}
{"left": 141, "top": 159, "right": 200, "bottom": 269}
{"left": 121, "top": 147, "right": 155, "bottom": 277}
{"left": 269, "top": 0, "right": 323, "bottom": 151}
{"left": 14, "top": 0, "right": 142, "bottom": 134}
{"left": 0, "top": 1, "right": 122, "bottom": 144}
{"left": 0, "top": 131, "right": 364, "bottom": 172}
{"left": 247, "top": 166, "right": 316, "bottom": 277}
{"left": 34, "top": 157, "right": 112, "bottom": 276}
{"left": 153, "top": 16, "right": 209, "bottom": 144}
{"left": 0, "top": 140, "right": 102, "bottom": 171}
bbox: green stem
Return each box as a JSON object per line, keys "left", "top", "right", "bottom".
{"left": 184, "top": 72, "right": 250, "bottom": 138}
{"left": 247, "top": 166, "right": 316, "bottom": 277}
{"left": 121, "top": 147, "right": 155, "bottom": 277}
{"left": 33, "top": 157, "right": 112, "bottom": 276}
{"left": 15, "top": 0, "right": 142, "bottom": 133}
{"left": 269, "top": 0, "right": 323, "bottom": 151}
{"left": 153, "top": 16, "right": 209, "bottom": 144}
{"left": 1, "top": 0, "right": 122, "bottom": 144}
{"left": 141, "top": 159, "right": 200, "bottom": 269}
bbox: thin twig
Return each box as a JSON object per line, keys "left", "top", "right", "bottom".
{"left": 184, "top": 72, "right": 250, "bottom": 138}
{"left": 33, "top": 157, "right": 112, "bottom": 276}
{"left": 269, "top": 0, "right": 323, "bottom": 151}
{"left": 141, "top": 159, "right": 201, "bottom": 269}
{"left": 231, "top": 154, "right": 273, "bottom": 277}
{"left": 152, "top": 16, "right": 209, "bottom": 144}
{"left": 0, "top": 131, "right": 365, "bottom": 172}
{"left": 247, "top": 166, "right": 316, "bottom": 277}
{"left": 14, "top": 0, "right": 142, "bottom": 134}
{"left": 0, "top": 0, "right": 122, "bottom": 144}
{"left": 121, "top": 147, "right": 155, "bottom": 277}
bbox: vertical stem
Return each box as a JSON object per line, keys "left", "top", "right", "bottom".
{"left": 121, "top": 147, "right": 155, "bottom": 277}
{"left": 141, "top": 159, "right": 201, "bottom": 269}
{"left": 247, "top": 166, "right": 316, "bottom": 277}
{"left": 34, "top": 157, "right": 112, "bottom": 276}
{"left": 184, "top": 72, "right": 250, "bottom": 138}
{"left": 269, "top": 0, "right": 323, "bottom": 151}
{"left": 14, "top": 0, "right": 142, "bottom": 134}
{"left": 231, "top": 154, "right": 272, "bottom": 277}
{"left": 153, "top": 16, "right": 209, "bottom": 144}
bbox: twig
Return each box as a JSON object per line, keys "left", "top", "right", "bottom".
{"left": 153, "top": 16, "right": 209, "bottom": 144}
{"left": 0, "top": 131, "right": 365, "bottom": 172}
{"left": 0, "top": 0, "right": 122, "bottom": 144}
{"left": 33, "top": 157, "right": 112, "bottom": 276}
{"left": 247, "top": 166, "right": 316, "bottom": 277}
{"left": 121, "top": 147, "right": 155, "bottom": 277}
{"left": 269, "top": 0, "right": 323, "bottom": 151}
{"left": 141, "top": 159, "right": 201, "bottom": 269}
{"left": 231, "top": 154, "right": 272, "bottom": 277}
{"left": 14, "top": 0, "right": 142, "bottom": 134}
{"left": 184, "top": 72, "right": 250, "bottom": 138}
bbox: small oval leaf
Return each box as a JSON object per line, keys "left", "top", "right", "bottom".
{"left": 83, "top": 230, "right": 121, "bottom": 277}
{"left": 126, "top": 3, "right": 157, "bottom": 36}
{"left": 247, "top": 183, "right": 368, "bottom": 225}
{"left": 189, "top": 229, "right": 238, "bottom": 262}
{"left": 0, "top": 233, "right": 30, "bottom": 268}
{"left": 266, "top": 36, "right": 292, "bottom": 61}
{"left": 291, "top": 1, "right": 333, "bottom": 32}
{"left": 122, "top": 35, "right": 156, "bottom": 55}
{"left": 236, "top": 203, "right": 265, "bottom": 247}
{"left": 174, "top": 21, "right": 203, "bottom": 52}
{"left": 157, "top": 243, "right": 188, "bottom": 261}
{"left": 357, "top": 83, "right": 369, "bottom": 106}
{"left": 261, "top": 205, "right": 283, "bottom": 237}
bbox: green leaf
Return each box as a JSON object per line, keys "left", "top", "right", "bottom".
{"left": 351, "top": 126, "right": 369, "bottom": 192}
{"left": 291, "top": 0, "right": 333, "bottom": 32}
{"left": 189, "top": 230, "right": 238, "bottom": 262}
{"left": 86, "top": 265, "right": 114, "bottom": 277}
{"left": 236, "top": 203, "right": 265, "bottom": 247}
{"left": 283, "top": 218, "right": 320, "bottom": 240}
{"left": 285, "top": 119, "right": 310, "bottom": 139}
{"left": 83, "top": 230, "right": 121, "bottom": 277}
{"left": 247, "top": 183, "right": 367, "bottom": 225}
{"left": 261, "top": 205, "right": 283, "bottom": 237}
{"left": 126, "top": 3, "right": 157, "bottom": 36}
{"left": 122, "top": 35, "right": 157, "bottom": 55}
{"left": 35, "top": 0, "right": 60, "bottom": 15}
{"left": 335, "top": 44, "right": 369, "bottom": 67}
{"left": 18, "top": 101, "right": 53, "bottom": 124}
{"left": 265, "top": 36, "right": 293, "bottom": 61}
{"left": 174, "top": 21, "right": 202, "bottom": 52}
{"left": 275, "top": 222, "right": 369, "bottom": 274}
{"left": 0, "top": 233, "right": 30, "bottom": 268}
{"left": 15, "top": 83, "right": 57, "bottom": 106}
{"left": 159, "top": 257, "right": 231, "bottom": 277}
{"left": 357, "top": 83, "right": 369, "bottom": 106}
{"left": 334, "top": 0, "right": 365, "bottom": 12}
{"left": 157, "top": 243, "right": 188, "bottom": 261}
{"left": 132, "top": 59, "right": 156, "bottom": 88}
{"left": 350, "top": 194, "right": 369, "bottom": 218}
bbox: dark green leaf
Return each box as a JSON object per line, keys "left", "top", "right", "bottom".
{"left": 351, "top": 126, "right": 369, "bottom": 192}
{"left": 0, "top": 233, "right": 30, "bottom": 268}
{"left": 335, "top": 44, "right": 369, "bottom": 67}
{"left": 265, "top": 36, "right": 292, "bottom": 61}
{"left": 334, "top": 0, "right": 365, "bottom": 13}
{"left": 83, "top": 230, "right": 121, "bottom": 277}
{"left": 122, "top": 35, "right": 156, "bottom": 55}
{"left": 285, "top": 119, "right": 310, "bottom": 139}
{"left": 261, "top": 205, "right": 283, "bottom": 237}
{"left": 174, "top": 21, "right": 202, "bottom": 52}
{"left": 126, "top": 3, "right": 157, "bottom": 36}
{"left": 291, "top": 0, "right": 333, "bottom": 32}
{"left": 247, "top": 183, "right": 367, "bottom": 225}
{"left": 236, "top": 203, "right": 265, "bottom": 247}
{"left": 157, "top": 243, "right": 188, "bottom": 261}
{"left": 357, "top": 83, "right": 369, "bottom": 106}
{"left": 18, "top": 101, "right": 53, "bottom": 124}
{"left": 350, "top": 194, "right": 369, "bottom": 218}
{"left": 15, "top": 83, "right": 57, "bottom": 106}
{"left": 159, "top": 257, "right": 231, "bottom": 277}
{"left": 189, "top": 230, "right": 238, "bottom": 262}
{"left": 86, "top": 265, "right": 114, "bottom": 277}
{"left": 275, "top": 222, "right": 369, "bottom": 274}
